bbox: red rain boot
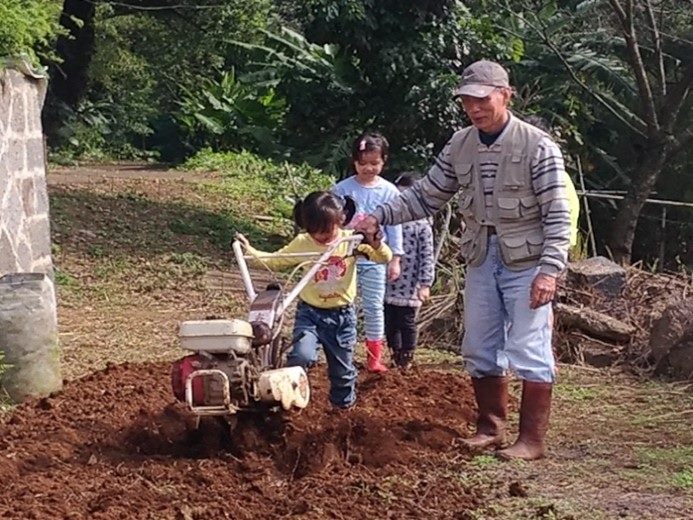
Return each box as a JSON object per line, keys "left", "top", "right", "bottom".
{"left": 365, "top": 339, "right": 388, "bottom": 373}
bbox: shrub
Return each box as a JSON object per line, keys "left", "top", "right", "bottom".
{"left": 0, "top": 0, "right": 63, "bottom": 65}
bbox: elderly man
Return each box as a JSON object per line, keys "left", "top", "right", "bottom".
{"left": 356, "top": 60, "right": 571, "bottom": 460}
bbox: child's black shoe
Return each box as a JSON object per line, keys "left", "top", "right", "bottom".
{"left": 393, "top": 350, "right": 414, "bottom": 369}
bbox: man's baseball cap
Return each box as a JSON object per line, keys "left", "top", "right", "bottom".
{"left": 453, "top": 60, "right": 510, "bottom": 98}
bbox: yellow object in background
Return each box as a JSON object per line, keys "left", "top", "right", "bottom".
{"left": 565, "top": 175, "right": 580, "bottom": 247}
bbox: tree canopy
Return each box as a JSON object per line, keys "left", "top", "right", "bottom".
{"left": 4, "top": 0, "right": 692, "bottom": 268}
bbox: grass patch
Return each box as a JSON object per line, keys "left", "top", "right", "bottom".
{"left": 414, "top": 346, "right": 460, "bottom": 366}
{"left": 555, "top": 384, "right": 601, "bottom": 402}
{"left": 93, "top": 257, "right": 135, "bottom": 279}
{"left": 470, "top": 454, "right": 498, "bottom": 467}
{"left": 54, "top": 267, "right": 79, "bottom": 288}
{"left": 672, "top": 468, "right": 693, "bottom": 488}
{"left": 167, "top": 252, "right": 208, "bottom": 275}
{"left": 182, "top": 149, "right": 332, "bottom": 220}
{"left": 636, "top": 446, "right": 693, "bottom": 468}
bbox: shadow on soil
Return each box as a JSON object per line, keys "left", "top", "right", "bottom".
{"left": 50, "top": 186, "right": 285, "bottom": 263}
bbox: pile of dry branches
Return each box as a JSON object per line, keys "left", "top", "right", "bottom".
{"left": 555, "top": 265, "right": 690, "bottom": 372}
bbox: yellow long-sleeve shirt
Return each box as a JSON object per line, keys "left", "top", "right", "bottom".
{"left": 245, "top": 230, "right": 392, "bottom": 309}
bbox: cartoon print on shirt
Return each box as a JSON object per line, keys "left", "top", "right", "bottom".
{"left": 314, "top": 256, "right": 348, "bottom": 283}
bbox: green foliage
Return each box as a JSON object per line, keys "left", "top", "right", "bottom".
{"left": 183, "top": 148, "right": 331, "bottom": 218}
{"left": 491, "top": 0, "right": 692, "bottom": 266}
{"left": 238, "top": 1, "right": 516, "bottom": 172}
{"left": 52, "top": 1, "right": 273, "bottom": 161}
{"left": 176, "top": 70, "right": 287, "bottom": 157}
{"left": 0, "top": 0, "right": 63, "bottom": 65}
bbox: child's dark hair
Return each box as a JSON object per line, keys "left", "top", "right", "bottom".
{"left": 523, "top": 115, "right": 550, "bottom": 133}
{"left": 292, "top": 191, "right": 355, "bottom": 234}
{"left": 393, "top": 171, "right": 418, "bottom": 188}
{"left": 351, "top": 132, "right": 389, "bottom": 166}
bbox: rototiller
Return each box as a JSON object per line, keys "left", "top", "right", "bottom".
{"left": 170, "top": 233, "right": 364, "bottom": 426}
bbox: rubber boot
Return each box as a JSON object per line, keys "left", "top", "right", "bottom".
{"left": 365, "top": 339, "right": 388, "bottom": 373}
{"left": 460, "top": 376, "right": 508, "bottom": 451}
{"left": 496, "top": 381, "right": 552, "bottom": 461}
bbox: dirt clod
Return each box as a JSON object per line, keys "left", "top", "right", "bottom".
{"left": 509, "top": 480, "right": 528, "bottom": 497}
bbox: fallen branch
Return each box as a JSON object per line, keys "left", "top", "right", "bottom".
{"left": 555, "top": 303, "right": 635, "bottom": 342}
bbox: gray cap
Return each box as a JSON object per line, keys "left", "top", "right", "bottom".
{"left": 453, "top": 60, "right": 510, "bottom": 98}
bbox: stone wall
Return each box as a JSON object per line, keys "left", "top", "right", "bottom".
{"left": 0, "top": 67, "right": 52, "bottom": 276}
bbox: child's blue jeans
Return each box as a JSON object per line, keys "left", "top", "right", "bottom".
{"left": 286, "top": 301, "right": 357, "bottom": 408}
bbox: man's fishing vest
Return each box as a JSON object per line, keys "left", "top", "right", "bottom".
{"left": 448, "top": 116, "right": 548, "bottom": 271}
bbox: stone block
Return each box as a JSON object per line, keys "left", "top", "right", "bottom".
{"left": 7, "top": 137, "right": 26, "bottom": 174}
{"left": 31, "top": 255, "right": 54, "bottom": 277}
{"left": 10, "top": 91, "right": 25, "bottom": 134}
{"left": 15, "top": 238, "right": 32, "bottom": 272}
{"left": 25, "top": 137, "right": 45, "bottom": 172}
{"left": 2, "top": 182, "right": 23, "bottom": 237}
{"left": 650, "top": 297, "right": 693, "bottom": 380}
{"left": 0, "top": 273, "right": 61, "bottom": 402}
{"left": 567, "top": 256, "right": 627, "bottom": 297}
{"left": 23, "top": 87, "right": 36, "bottom": 133}
{"left": 28, "top": 74, "right": 48, "bottom": 109}
{"left": 21, "top": 177, "right": 36, "bottom": 215}
{"left": 0, "top": 159, "right": 8, "bottom": 205}
{"left": 29, "top": 215, "right": 51, "bottom": 258}
{"left": 33, "top": 175, "right": 50, "bottom": 214}
{"left": 0, "top": 228, "right": 18, "bottom": 276}
{"left": 0, "top": 71, "right": 11, "bottom": 130}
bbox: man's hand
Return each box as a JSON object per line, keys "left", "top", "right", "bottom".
{"left": 354, "top": 214, "right": 380, "bottom": 236}
{"left": 530, "top": 273, "right": 557, "bottom": 309}
{"left": 387, "top": 256, "right": 401, "bottom": 281}
{"left": 417, "top": 285, "right": 430, "bottom": 302}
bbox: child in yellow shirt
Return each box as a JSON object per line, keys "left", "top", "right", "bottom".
{"left": 237, "top": 191, "right": 392, "bottom": 409}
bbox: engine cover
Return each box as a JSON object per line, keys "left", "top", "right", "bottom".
{"left": 179, "top": 319, "right": 253, "bottom": 354}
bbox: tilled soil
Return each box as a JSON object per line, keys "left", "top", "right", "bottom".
{"left": 0, "top": 361, "right": 481, "bottom": 519}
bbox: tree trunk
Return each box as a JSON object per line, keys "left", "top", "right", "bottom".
{"left": 608, "top": 144, "right": 669, "bottom": 264}
{"left": 43, "top": 0, "right": 98, "bottom": 143}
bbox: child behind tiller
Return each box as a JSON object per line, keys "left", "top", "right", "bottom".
{"left": 333, "top": 132, "right": 404, "bottom": 373}
{"left": 236, "top": 191, "right": 392, "bottom": 410}
{"left": 384, "top": 173, "right": 435, "bottom": 368}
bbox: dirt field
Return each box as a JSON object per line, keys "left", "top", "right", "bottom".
{"left": 0, "top": 164, "right": 690, "bottom": 519}
{"left": 0, "top": 362, "right": 482, "bottom": 519}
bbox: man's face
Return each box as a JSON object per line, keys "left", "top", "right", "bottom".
{"left": 458, "top": 87, "right": 511, "bottom": 133}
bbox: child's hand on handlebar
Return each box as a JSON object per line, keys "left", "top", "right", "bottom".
{"left": 358, "top": 228, "right": 383, "bottom": 249}
{"left": 235, "top": 233, "right": 250, "bottom": 248}
{"left": 354, "top": 214, "right": 380, "bottom": 236}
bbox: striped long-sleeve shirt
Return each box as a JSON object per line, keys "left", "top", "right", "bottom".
{"left": 373, "top": 120, "right": 571, "bottom": 276}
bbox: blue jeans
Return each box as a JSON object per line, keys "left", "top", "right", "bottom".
{"left": 356, "top": 262, "right": 386, "bottom": 340}
{"left": 286, "top": 301, "right": 358, "bottom": 408}
{"left": 461, "top": 236, "right": 555, "bottom": 383}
